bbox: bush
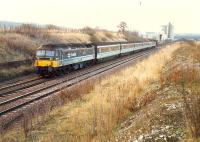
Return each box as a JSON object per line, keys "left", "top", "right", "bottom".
{"left": 81, "top": 27, "right": 96, "bottom": 36}
{"left": 104, "top": 31, "right": 114, "bottom": 39}
{"left": 183, "top": 92, "right": 200, "bottom": 139}
{"left": 124, "top": 31, "right": 144, "bottom": 42}
{"left": 81, "top": 27, "right": 102, "bottom": 43}
{"left": 0, "top": 33, "right": 37, "bottom": 56}
{"left": 0, "top": 65, "right": 33, "bottom": 82}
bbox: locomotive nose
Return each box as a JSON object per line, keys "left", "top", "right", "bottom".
{"left": 35, "top": 60, "right": 52, "bottom": 67}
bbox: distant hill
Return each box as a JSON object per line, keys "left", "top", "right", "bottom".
{"left": 0, "top": 21, "right": 47, "bottom": 29}
{"left": 0, "top": 21, "right": 23, "bottom": 28}
{"left": 175, "top": 33, "right": 200, "bottom": 40}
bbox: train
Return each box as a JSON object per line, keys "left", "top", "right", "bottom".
{"left": 34, "top": 41, "right": 157, "bottom": 76}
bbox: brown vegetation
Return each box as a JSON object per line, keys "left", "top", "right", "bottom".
{"left": 0, "top": 65, "right": 33, "bottom": 82}
{"left": 123, "top": 31, "right": 145, "bottom": 42}
{"left": 0, "top": 33, "right": 37, "bottom": 55}
{"left": 0, "top": 43, "right": 180, "bottom": 142}
{"left": 163, "top": 42, "right": 200, "bottom": 141}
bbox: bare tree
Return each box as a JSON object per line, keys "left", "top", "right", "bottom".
{"left": 117, "top": 21, "right": 128, "bottom": 34}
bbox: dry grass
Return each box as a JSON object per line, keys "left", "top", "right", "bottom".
{"left": 0, "top": 33, "right": 38, "bottom": 55}
{"left": 2, "top": 43, "right": 180, "bottom": 142}
{"left": 0, "top": 33, "right": 39, "bottom": 58}
{"left": 183, "top": 91, "right": 200, "bottom": 140}
{"left": 0, "top": 33, "right": 36, "bottom": 80}
{"left": 162, "top": 41, "right": 200, "bottom": 141}
{"left": 0, "top": 43, "right": 28, "bottom": 63}
{"left": 123, "top": 31, "right": 145, "bottom": 42}
{"left": 94, "top": 32, "right": 125, "bottom": 42}
{"left": 46, "top": 32, "right": 91, "bottom": 43}
{"left": 63, "top": 44, "right": 179, "bottom": 141}
{"left": 0, "top": 65, "right": 33, "bottom": 82}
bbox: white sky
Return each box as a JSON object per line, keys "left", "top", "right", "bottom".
{"left": 0, "top": 0, "right": 200, "bottom": 33}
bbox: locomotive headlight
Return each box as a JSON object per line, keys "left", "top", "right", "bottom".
{"left": 34, "top": 60, "right": 38, "bottom": 66}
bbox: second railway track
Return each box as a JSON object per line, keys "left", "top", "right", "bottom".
{"left": 0, "top": 78, "right": 48, "bottom": 97}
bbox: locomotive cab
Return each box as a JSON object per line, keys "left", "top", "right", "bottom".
{"left": 34, "top": 49, "right": 62, "bottom": 76}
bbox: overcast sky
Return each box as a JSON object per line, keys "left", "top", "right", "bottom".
{"left": 0, "top": 0, "right": 200, "bottom": 33}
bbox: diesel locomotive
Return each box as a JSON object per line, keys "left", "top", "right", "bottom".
{"left": 34, "top": 41, "right": 156, "bottom": 76}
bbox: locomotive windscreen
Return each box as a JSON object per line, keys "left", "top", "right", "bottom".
{"left": 36, "top": 50, "right": 55, "bottom": 57}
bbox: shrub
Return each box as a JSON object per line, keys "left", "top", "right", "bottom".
{"left": 0, "top": 33, "right": 38, "bottom": 56}
{"left": 104, "top": 31, "right": 114, "bottom": 39}
{"left": 81, "top": 27, "right": 96, "bottom": 36}
{"left": 81, "top": 27, "right": 101, "bottom": 43}
{"left": 0, "top": 65, "right": 33, "bottom": 82}
{"left": 124, "top": 31, "right": 144, "bottom": 42}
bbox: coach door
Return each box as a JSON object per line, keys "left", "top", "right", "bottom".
{"left": 59, "top": 51, "right": 63, "bottom": 66}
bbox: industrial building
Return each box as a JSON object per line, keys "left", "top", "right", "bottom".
{"left": 161, "top": 22, "right": 174, "bottom": 41}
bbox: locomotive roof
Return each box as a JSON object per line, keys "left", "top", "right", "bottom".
{"left": 37, "top": 41, "right": 154, "bottom": 50}
{"left": 38, "top": 42, "right": 120, "bottom": 50}
{"left": 38, "top": 43, "right": 95, "bottom": 50}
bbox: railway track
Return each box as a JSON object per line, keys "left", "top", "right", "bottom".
{"left": 0, "top": 78, "right": 49, "bottom": 97}
{"left": 0, "top": 75, "right": 43, "bottom": 97}
{"left": 0, "top": 48, "right": 157, "bottom": 128}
